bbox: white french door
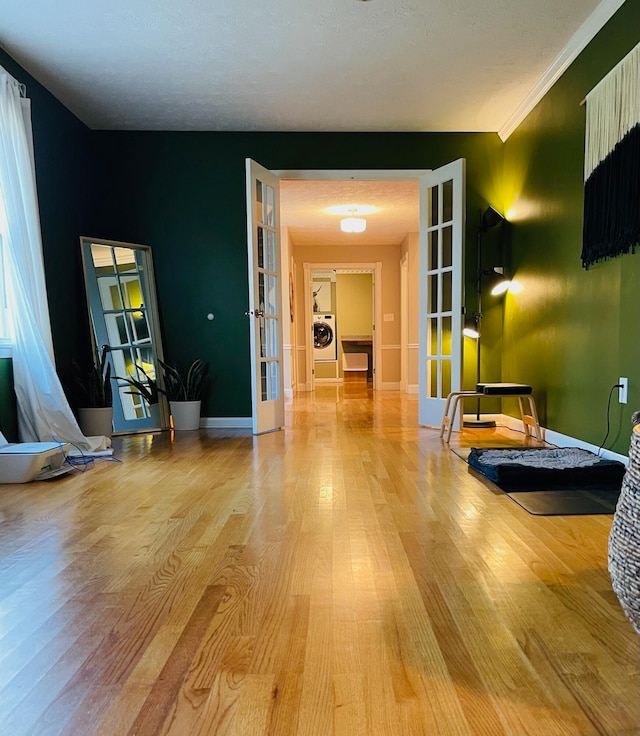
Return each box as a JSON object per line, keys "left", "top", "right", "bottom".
{"left": 418, "top": 159, "right": 466, "bottom": 427}
{"left": 245, "top": 159, "right": 284, "bottom": 434}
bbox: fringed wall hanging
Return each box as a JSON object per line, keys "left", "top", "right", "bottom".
{"left": 582, "top": 42, "right": 640, "bottom": 269}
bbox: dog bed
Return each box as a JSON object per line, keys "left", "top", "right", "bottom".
{"left": 467, "top": 447, "right": 626, "bottom": 491}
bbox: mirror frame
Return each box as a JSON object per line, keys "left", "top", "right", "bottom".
{"left": 79, "top": 236, "right": 169, "bottom": 434}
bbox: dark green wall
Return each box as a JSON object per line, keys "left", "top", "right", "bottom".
{"left": 89, "top": 131, "right": 503, "bottom": 417}
{"left": 0, "top": 359, "right": 18, "bottom": 441}
{"left": 502, "top": 0, "right": 640, "bottom": 454}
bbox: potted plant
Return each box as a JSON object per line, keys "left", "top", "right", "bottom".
{"left": 115, "top": 363, "right": 162, "bottom": 426}
{"left": 158, "top": 359, "right": 209, "bottom": 430}
{"left": 72, "top": 344, "right": 114, "bottom": 437}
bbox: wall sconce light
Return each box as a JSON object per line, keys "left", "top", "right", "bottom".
{"left": 487, "top": 266, "right": 512, "bottom": 296}
{"left": 463, "top": 318, "right": 480, "bottom": 339}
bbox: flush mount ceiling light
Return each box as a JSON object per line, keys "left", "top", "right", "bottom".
{"left": 328, "top": 204, "right": 373, "bottom": 234}
{"left": 340, "top": 216, "right": 366, "bottom": 233}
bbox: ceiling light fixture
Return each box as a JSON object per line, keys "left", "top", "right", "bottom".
{"left": 339, "top": 206, "right": 367, "bottom": 233}
{"left": 340, "top": 216, "right": 366, "bottom": 233}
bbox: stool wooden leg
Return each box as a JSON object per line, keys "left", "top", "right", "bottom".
{"left": 440, "top": 392, "right": 455, "bottom": 438}
{"left": 518, "top": 396, "right": 542, "bottom": 441}
{"left": 526, "top": 396, "right": 542, "bottom": 440}
{"left": 446, "top": 395, "right": 463, "bottom": 443}
{"left": 517, "top": 397, "right": 531, "bottom": 438}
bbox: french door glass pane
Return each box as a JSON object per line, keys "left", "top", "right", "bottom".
{"left": 260, "top": 362, "right": 267, "bottom": 400}
{"left": 442, "top": 272, "right": 452, "bottom": 312}
{"left": 256, "top": 180, "right": 263, "bottom": 222}
{"left": 442, "top": 226, "right": 453, "bottom": 267}
{"left": 257, "top": 227, "right": 264, "bottom": 269}
{"left": 442, "top": 316, "right": 452, "bottom": 356}
{"left": 258, "top": 272, "right": 265, "bottom": 312}
{"left": 428, "top": 274, "right": 438, "bottom": 313}
{"left": 443, "top": 179, "right": 453, "bottom": 222}
{"left": 442, "top": 359, "right": 452, "bottom": 396}
{"left": 428, "top": 316, "right": 438, "bottom": 354}
{"left": 430, "top": 187, "right": 439, "bottom": 226}
{"left": 265, "top": 185, "right": 275, "bottom": 227}
{"left": 259, "top": 319, "right": 266, "bottom": 358}
{"left": 265, "top": 229, "right": 276, "bottom": 271}
{"left": 268, "top": 361, "right": 279, "bottom": 401}
{"left": 429, "top": 230, "right": 438, "bottom": 269}
{"left": 264, "top": 318, "right": 278, "bottom": 358}
{"left": 428, "top": 359, "right": 437, "bottom": 397}
{"left": 265, "top": 274, "right": 277, "bottom": 314}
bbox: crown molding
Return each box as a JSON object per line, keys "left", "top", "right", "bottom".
{"left": 498, "top": 0, "right": 627, "bottom": 141}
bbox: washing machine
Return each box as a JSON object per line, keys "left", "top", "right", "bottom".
{"left": 313, "top": 314, "right": 337, "bottom": 361}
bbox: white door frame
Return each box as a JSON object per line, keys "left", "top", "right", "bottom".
{"left": 400, "top": 251, "right": 409, "bottom": 393}
{"left": 303, "top": 262, "right": 382, "bottom": 391}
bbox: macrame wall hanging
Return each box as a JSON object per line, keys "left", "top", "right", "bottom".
{"left": 582, "top": 42, "right": 640, "bottom": 269}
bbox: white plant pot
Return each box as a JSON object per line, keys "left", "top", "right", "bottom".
{"left": 78, "top": 406, "right": 113, "bottom": 438}
{"left": 170, "top": 400, "right": 201, "bottom": 431}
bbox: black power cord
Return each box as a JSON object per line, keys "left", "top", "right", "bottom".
{"left": 597, "top": 383, "right": 623, "bottom": 455}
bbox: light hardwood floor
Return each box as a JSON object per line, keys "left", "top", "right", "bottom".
{"left": 0, "top": 387, "right": 638, "bottom": 735}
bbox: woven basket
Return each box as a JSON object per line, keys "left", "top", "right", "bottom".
{"left": 608, "top": 426, "right": 640, "bottom": 634}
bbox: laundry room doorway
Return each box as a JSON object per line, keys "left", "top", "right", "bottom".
{"left": 303, "top": 262, "right": 382, "bottom": 391}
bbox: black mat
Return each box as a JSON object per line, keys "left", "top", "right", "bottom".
{"left": 455, "top": 447, "right": 625, "bottom": 516}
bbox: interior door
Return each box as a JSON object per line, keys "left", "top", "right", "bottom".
{"left": 418, "top": 159, "right": 466, "bottom": 426}
{"left": 246, "top": 159, "right": 284, "bottom": 434}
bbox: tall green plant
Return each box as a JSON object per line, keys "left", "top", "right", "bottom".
{"left": 72, "top": 344, "right": 113, "bottom": 408}
{"left": 115, "top": 363, "right": 160, "bottom": 405}
{"left": 158, "top": 359, "right": 209, "bottom": 402}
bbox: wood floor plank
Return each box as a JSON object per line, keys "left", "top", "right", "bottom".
{"left": 0, "top": 388, "right": 638, "bottom": 734}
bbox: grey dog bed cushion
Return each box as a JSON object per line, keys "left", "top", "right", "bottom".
{"left": 467, "top": 447, "right": 626, "bottom": 490}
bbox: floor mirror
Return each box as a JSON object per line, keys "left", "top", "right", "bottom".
{"left": 80, "top": 237, "right": 168, "bottom": 434}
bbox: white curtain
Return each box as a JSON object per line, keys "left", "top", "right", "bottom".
{"left": 0, "top": 65, "right": 110, "bottom": 453}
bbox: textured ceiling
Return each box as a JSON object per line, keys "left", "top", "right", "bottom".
{"left": 0, "top": 0, "right": 617, "bottom": 136}
{"left": 281, "top": 179, "right": 420, "bottom": 246}
{"left": 1, "top": 0, "right": 622, "bottom": 246}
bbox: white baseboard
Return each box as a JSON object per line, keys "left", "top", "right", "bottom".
{"left": 200, "top": 417, "right": 253, "bottom": 429}
{"left": 285, "top": 387, "right": 294, "bottom": 399}
{"left": 495, "top": 413, "right": 628, "bottom": 465}
{"left": 381, "top": 381, "right": 401, "bottom": 390}
{"left": 407, "top": 384, "right": 419, "bottom": 394}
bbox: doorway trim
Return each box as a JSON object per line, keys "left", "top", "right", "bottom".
{"left": 276, "top": 168, "right": 429, "bottom": 396}
{"left": 274, "top": 169, "right": 430, "bottom": 180}
{"left": 303, "top": 262, "right": 382, "bottom": 391}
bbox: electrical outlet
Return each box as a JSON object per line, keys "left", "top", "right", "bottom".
{"left": 619, "top": 377, "right": 628, "bottom": 404}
